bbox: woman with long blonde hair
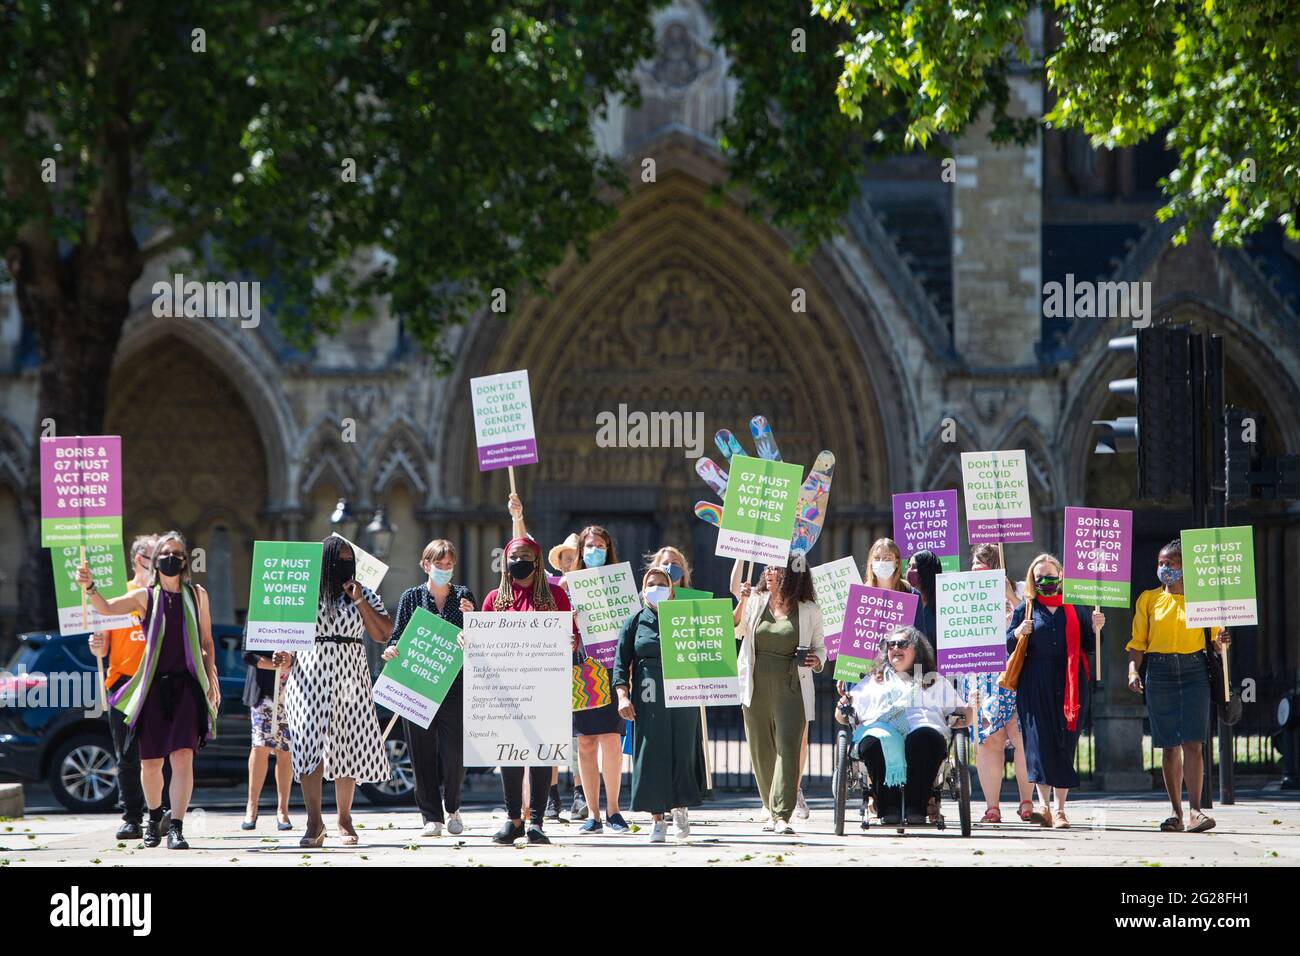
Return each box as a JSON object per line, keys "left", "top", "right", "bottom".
{"left": 1007, "top": 553, "right": 1104, "bottom": 828}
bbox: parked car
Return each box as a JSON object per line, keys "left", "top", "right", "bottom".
{"left": 0, "top": 628, "right": 414, "bottom": 811}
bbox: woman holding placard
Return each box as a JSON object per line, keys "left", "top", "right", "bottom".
{"left": 1007, "top": 553, "right": 1103, "bottom": 829}
{"left": 479, "top": 535, "right": 580, "bottom": 846}
{"left": 613, "top": 565, "right": 708, "bottom": 843}
{"left": 967, "top": 544, "right": 1033, "bottom": 824}
{"left": 77, "top": 532, "right": 221, "bottom": 850}
{"left": 570, "top": 526, "right": 629, "bottom": 834}
{"left": 282, "top": 536, "right": 393, "bottom": 848}
{"left": 381, "top": 539, "right": 475, "bottom": 838}
{"left": 1126, "top": 539, "right": 1229, "bottom": 834}
{"left": 734, "top": 561, "right": 825, "bottom": 835}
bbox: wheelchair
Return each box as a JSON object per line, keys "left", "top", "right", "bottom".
{"left": 831, "top": 699, "right": 972, "bottom": 837}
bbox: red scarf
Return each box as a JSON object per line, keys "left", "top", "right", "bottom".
{"left": 1034, "top": 594, "right": 1089, "bottom": 731}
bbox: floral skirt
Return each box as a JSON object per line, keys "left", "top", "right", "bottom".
{"left": 961, "top": 672, "right": 1018, "bottom": 744}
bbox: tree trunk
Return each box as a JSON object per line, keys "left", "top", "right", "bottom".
{"left": 12, "top": 238, "right": 139, "bottom": 633}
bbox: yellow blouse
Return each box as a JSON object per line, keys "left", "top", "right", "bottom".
{"left": 1127, "top": 587, "right": 1206, "bottom": 655}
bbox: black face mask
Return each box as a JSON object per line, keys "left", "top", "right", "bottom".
{"left": 334, "top": 559, "right": 357, "bottom": 588}
{"left": 507, "top": 559, "right": 535, "bottom": 581}
{"left": 157, "top": 554, "right": 184, "bottom": 578}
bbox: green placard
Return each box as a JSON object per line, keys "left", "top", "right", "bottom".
{"left": 52, "top": 544, "right": 132, "bottom": 635}
{"left": 673, "top": 587, "right": 712, "bottom": 602}
{"left": 659, "top": 598, "right": 740, "bottom": 707}
{"left": 715, "top": 455, "right": 805, "bottom": 564}
{"left": 1181, "top": 526, "right": 1257, "bottom": 628}
{"left": 373, "top": 607, "right": 463, "bottom": 727}
{"left": 245, "top": 541, "right": 322, "bottom": 650}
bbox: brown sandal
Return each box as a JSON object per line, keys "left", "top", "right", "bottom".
{"left": 1159, "top": 816, "right": 1185, "bottom": 832}
{"left": 1030, "top": 804, "right": 1054, "bottom": 828}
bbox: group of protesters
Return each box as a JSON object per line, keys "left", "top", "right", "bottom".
{"left": 76, "top": 500, "right": 1228, "bottom": 849}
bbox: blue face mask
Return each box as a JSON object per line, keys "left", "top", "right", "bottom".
{"left": 644, "top": 585, "right": 672, "bottom": 607}
{"left": 583, "top": 546, "right": 607, "bottom": 568}
{"left": 1157, "top": 566, "right": 1183, "bottom": 586}
{"left": 429, "top": 566, "right": 454, "bottom": 586}
{"left": 665, "top": 563, "right": 684, "bottom": 583}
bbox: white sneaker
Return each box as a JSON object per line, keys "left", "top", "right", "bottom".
{"left": 649, "top": 820, "right": 668, "bottom": 843}
{"left": 446, "top": 812, "right": 464, "bottom": 835}
{"left": 421, "top": 821, "right": 443, "bottom": 837}
{"left": 795, "top": 789, "right": 810, "bottom": 820}
{"left": 671, "top": 807, "right": 690, "bottom": 838}
{"left": 758, "top": 806, "right": 772, "bottom": 825}
{"left": 776, "top": 818, "right": 795, "bottom": 835}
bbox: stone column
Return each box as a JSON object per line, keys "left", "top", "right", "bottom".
{"left": 951, "top": 75, "right": 1043, "bottom": 368}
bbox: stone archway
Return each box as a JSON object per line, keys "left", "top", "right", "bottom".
{"left": 104, "top": 336, "right": 269, "bottom": 623}
{"left": 439, "top": 171, "right": 906, "bottom": 599}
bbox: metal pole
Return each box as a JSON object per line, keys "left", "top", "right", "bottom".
{"left": 1207, "top": 335, "right": 1235, "bottom": 804}
{"left": 1189, "top": 330, "right": 1213, "bottom": 811}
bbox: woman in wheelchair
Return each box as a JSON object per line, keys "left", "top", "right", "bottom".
{"left": 835, "top": 626, "right": 970, "bottom": 825}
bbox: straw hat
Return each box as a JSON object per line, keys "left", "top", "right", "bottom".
{"left": 547, "top": 532, "right": 580, "bottom": 573}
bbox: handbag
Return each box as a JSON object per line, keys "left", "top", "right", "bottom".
{"left": 997, "top": 597, "right": 1032, "bottom": 691}
{"left": 572, "top": 654, "right": 611, "bottom": 712}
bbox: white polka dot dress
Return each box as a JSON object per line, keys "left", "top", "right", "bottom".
{"left": 284, "top": 586, "right": 391, "bottom": 783}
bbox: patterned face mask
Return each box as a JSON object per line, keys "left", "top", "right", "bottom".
{"left": 1157, "top": 566, "right": 1183, "bottom": 585}
{"left": 1034, "top": 575, "right": 1062, "bottom": 597}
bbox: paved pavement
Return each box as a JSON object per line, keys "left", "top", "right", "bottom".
{"left": 2, "top": 786, "right": 1297, "bottom": 867}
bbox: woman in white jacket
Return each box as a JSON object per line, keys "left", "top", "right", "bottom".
{"left": 732, "top": 560, "right": 826, "bottom": 834}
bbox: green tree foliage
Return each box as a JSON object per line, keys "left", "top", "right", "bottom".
{"left": 0, "top": 1, "right": 658, "bottom": 369}
{"left": 811, "top": 0, "right": 1298, "bottom": 245}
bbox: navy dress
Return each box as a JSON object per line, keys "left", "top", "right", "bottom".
{"left": 1006, "top": 602, "right": 1095, "bottom": 788}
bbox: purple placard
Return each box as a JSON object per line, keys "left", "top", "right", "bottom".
{"left": 892, "top": 490, "right": 958, "bottom": 557}
{"left": 40, "top": 436, "right": 122, "bottom": 520}
{"left": 838, "top": 583, "right": 920, "bottom": 663}
{"left": 967, "top": 516, "right": 1034, "bottom": 544}
{"left": 477, "top": 438, "right": 538, "bottom": 472}
{"left": 1064, "top": 507, "right": 1131, "bottom": 582}
{"left": 1063, "top": 506, "right": 1133, "bottom": 607}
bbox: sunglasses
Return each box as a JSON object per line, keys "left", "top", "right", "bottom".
{"left": 882, "top": 638, "right": 915, "bottom": 651}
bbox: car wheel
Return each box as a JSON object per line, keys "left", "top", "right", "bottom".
{"left": 359, "top": 735, "right": 416, "bottom": 806}
{"left": 47, "top": 733, "right": 118, "bottom": 812}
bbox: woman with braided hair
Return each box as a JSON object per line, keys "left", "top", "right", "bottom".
{"left": 282, "top": 535, "right": 392, "bottom": 847}
{"left": 478, "top": 535, "right": 580, "bottom": 845}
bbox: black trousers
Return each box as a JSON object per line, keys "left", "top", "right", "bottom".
{"left": 107, "top": 676, "right": 145, "bottom": 822}
{"left": 501, "top": 766, "right": 552, "bottom": 823}
{"left": 403, "top": 690, "right": 464, "bottom": 824}
{"left": 856, "top": 726, "right": 947, "bottom": 816}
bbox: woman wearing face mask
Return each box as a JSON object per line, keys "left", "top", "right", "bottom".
{"left": 835, "top": 627, "right": 969, "bottom": 824}
{"left": 645, "top": 546, "right": 692, "bottom": 590}
{"left": 733, "top": 560, "right": 825, "bottom": 835}
{"left": 77, "top": 531, "right": 220, "bottom": 850}
{"left": 1127, "top": 540, "right": 1229, "bottom": 833}
{"left": 1008, "top": 553, "right": 1104, "bottom": 829}
{"left": 569, "top": 526, "right": 629, "bottom": 834}
{"left": 613, "top": 566, "right": 708, "bottom": 843}
{"left": 478, "top": 536, "right": 580, "bottom": 845}
{"left": 966, "top": 544, "right": 1034, "bottom": 824}
{"left": 282, "top": 536, "right": 393, "bottom": 847}
{"left": 380, "top": 539, "right": 475, "bottom": 838}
